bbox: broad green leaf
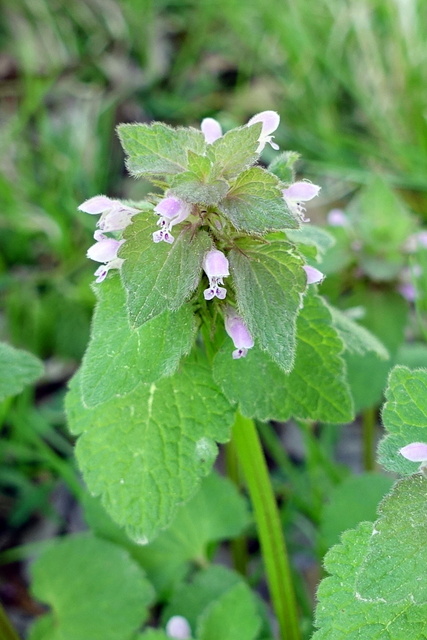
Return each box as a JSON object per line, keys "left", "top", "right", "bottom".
{"left": 66, "top": 354, "right": 235, "bottom": 542}
{"left": 268, "top": 151, "right": 300, "bottom": 183}
{"left": 328, "top": 306, "right": 389, "bottom": 359}
{"left": 163, "top": 566, "right": 263, "bottom": 640}
{"left": 0, "top": 342, "right": 44, "bottom": 402}
{"left": 169, "top": 151, "right": 229, "bottom": 205}
{"left": 84, "top": 472, "right": 250, "bottom": 597}
{"left": 29, "top": 534, "right": 153, "bottom": 640}
{"left": 313, "top": 521, "right": 427, "bottom": 640}
{"left": 218, "top": 167, "right": 300, "bottom": 233}
{"left": 137, "top": 632, "right": 170, "bottom": 640}
{"left": 286, "top": 225, "right": 335, "bottom": 262}
{"left": 80, "top": 276, "right": 196, "bottom": 408}
{"left": 356, "top": 474, "right": 427, "bottom": 605}
{"left": 378, "top": 366, "right": 427, "bottom": 475}
{"left": 197, "top": 582, "right": 261, "bottom": 640}
{"left": 206, "top": 123, "right": 261, "bottom": 179}
{"left": 117, "top": 123, "right": 206, "bottom": 176}
{"left": 120, "top": 214, "right": 212, "bottom": 327}
{"left": 229, "top": 239, "right": 306, "bottom": 372}
{"left": 318, "top": 472, "right": 393, "bottom": 554}
{"left": 213, "top": 293, "right": 353, "bottom": 423}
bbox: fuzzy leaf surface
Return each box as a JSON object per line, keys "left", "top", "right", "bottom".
{"left": 117, "top": 123, "right": 206, "bottom": 176}
{"left": 218, "top": 167, "right": 300, "bottom": 233}
{"left": 313, "top": 522, "right": 427, "bottom": 640}
{"left": 379, "top": 366, "right": 427, "bottom": 475}
{"left": 229, "top": 239, "right": 306, "bottom": 371}
{"left": 169, "top": 151, "right": 229, "bottom": 205}
{"left": 120, "top": 214, "right": 211, "bottom": 327}
{"left": 286, "top": 225, "right": 335, "bottom": 261}
{"left": 80, "top": 276, "right": 196, "bottom": 408}
{"left": 29, "top": 534, "right": 153, "bottom": 640}
{"left": 328, "top": 306, "right": 389, "bottom": 359}
{"left": 355, "top": 474, "right": 427, "bottom": 605}
{"left": 213, "top": 293, "right": 353, "bottom": 422}
{"left": 206, "top": 123, "right": 261, "bottom": 179}
{"left": 0, "top": 342, "right": 44, "bottom": 402}
{"left": 66, "top": 355, "right": 234, "bottom": 542}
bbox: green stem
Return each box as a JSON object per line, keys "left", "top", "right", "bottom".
{"left": 362, "top": 407, "right": 376, "bottom": 471}
{"left": 232, "top": 413, "right": 301, "bottom": 640}
{"left": 225, "top": 440, "right": 249, "bottom": 576}
{"left": 0, "top": 602, "right": 21, "bottom": 640}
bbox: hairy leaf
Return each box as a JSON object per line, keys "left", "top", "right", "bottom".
{"left": 206, "top": 123, "right": 261, "bottom": 179}
{"left": 0, "top": 342, "right": 44, "bottom": 402}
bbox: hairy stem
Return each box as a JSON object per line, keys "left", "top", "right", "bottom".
{"left": 232, "top": 412, "right": 301, "bottom": 640}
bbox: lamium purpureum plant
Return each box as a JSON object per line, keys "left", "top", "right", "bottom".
{"left": 60, "top": 111, "right": 397, "bottom": 640}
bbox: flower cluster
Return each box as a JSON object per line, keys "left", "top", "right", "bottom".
{"left": 79, "top": 111, "right": 323, "bottom": 358}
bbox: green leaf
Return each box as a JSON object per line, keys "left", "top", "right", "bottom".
{"left": 28, "top": 534, "right": 154, "bottom": 640}
{"left": 229, "top": 238, "right": 306, "bottom": 372}
{"left": 328, "top": 305, "right": 389, "bottom": 359}
{"left": 66, "top": 354, "right": 235, "bottom": 542}
{"left": 0, "top": 342, "right": 44, "bottom": 402}
{"left": 218, "top": 167, "right": 300, "bottom": 233}
{"left": 163, "top": 566, "right": 263, "bottom": 640}
{"left": 117, "top": 123, "right": 206, "bottom": 176}
{"left": 197, "top": 582, "right": 262, "bottom": 640}
{"left": 313, "top": 521, "right": 427, "bottom": 640}
{"left": 318, "top": 472, "right": 393, "bottom": 554}
{"left": 379, "top": 366, "right": 427, "bottom": 475}
{"left": 169, "top": 151, "right": 229, "bottom": 205}
{"left": 84, "top": 472, "right": 250, "bottom": 597}
{"left": 286, "top": 225, "right": 335, "bottom": 262}
{"left": 268, "top": 151, "right": 300, "bottom": 183}
{"left": 80, "top": 276, "right": 196, "bottom": 408}
{"left": 137, "top": 632, "right": 170, "bottom": 640}
{"left": 120, "top": 214, "right": 212, "bottom": 327}
{"left": 206, "top": 123, "right": 261, "bottom": 179}
{"left": 355, "top": 474, "right": 427, "bottom": 605}
{"left": 213, "top": 293, "right": 353, "bottom": 423}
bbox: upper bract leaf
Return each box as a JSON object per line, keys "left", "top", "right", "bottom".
{"left": 66, "top": 353, "right": 235, "bottom": 543}
{"left": 229, "top": 239, "right": 306, "bottom": 371}
{"left": 80, "top": 276, "right": 196, "bottom": 408}
{"left": 169, "top": 151, "right": 229, "bottom": 205}
{"left": 206, "top": 123, "right": 261, "bottom": 179}
{"left": 218, "top": 167, "right": 300, "bottom": 233}
{"left": 117, "top": 123, "right": 206, "bottom": 176}
{"left": 120, "top": 213, "right": 212, "bottom": 327}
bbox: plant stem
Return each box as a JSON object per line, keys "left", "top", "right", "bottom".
{"left": 362, "top": 407, "right": 376, "bottom": 471}
{"left": 0, "top": 602, "right": 21, "bottom": 640}
{"left": 232, "top": 412, "right": 301, "bottom": 640}
{"left": 225, "top": 439, "right": 249, "bottom": 576}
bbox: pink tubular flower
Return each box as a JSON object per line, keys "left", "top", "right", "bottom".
{"left": 78, "top": 195, "right": 138, "bottom": 232}
{"left": 224, "top": 308, "right": 254, "bottom": 359}
{"left": 327, "top": 208, "right": 348, "bottom": 227}
{"left": 165, "top": 616, "right": 191, "bottom": 639}
{"left": 203, "top": 249, "right": 229, "bottom": 300}
{"left": 153, "top": 196, "right": 192, "bottom": 244}
{"left": 399, "top": 442, "right": 427, "bottom": 462}
{"left": 201, "top": 118, "right": 223, "bottom": 144}
{"left": 86, "top": 232, "right": 125, "bottom": 283}
{"left": 303, "top": 265, "right": 325, "bottom": 285}
{"left": 282, "top": 181, "right": 321, "bottom": 222}
{"left": 247, "top": 110, "right": 280, "bottom": 153}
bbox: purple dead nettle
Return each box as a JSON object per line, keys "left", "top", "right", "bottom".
{"left": 282, "top": 181, "right": 321, "bottom": 222}
{"left": 152, "top": 196, "right": 192, "bottom": 244}
{"left": 165, "top": 616, "right": 191, "bottom": 640}
{"left": 78, "top": 195, "right": 138, "bottom": 232}
{"left": 303, "top": 265, "right": 325, "bottom": 285}
{"left": 86, "top": 231, "right": 125, "bottom": 283}
{"left": 201, "top": 110, "right": 280, "bottom": 153}
{"left": 203, "top": 249, "right": 230, "bottom": 300}
{"left": 224, "top": 307, "right": 254, "bottom": 359}
{"left": 327, "top": 208, "right": 349, "bottom": 227}
{"left": 399, "top": 442, "right": 427, "bottom": 463}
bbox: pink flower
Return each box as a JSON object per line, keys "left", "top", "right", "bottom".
{"left": 86, "top": 232, "right": 125, "bottom": 283}
{"left": 165, "top": 616, "right": 191, "bottom": 639}
{"left": 153, "top": 196, "right": 192, "bottom": 244}
{"left": 282, "top": 181, "right": 321, "bottom": 222}
{"left": 247, "top": 110, "right": 280, "bottom": 153}
{"left": 201, "top": 118, "right": 223, "bottom": 144}
{"left": 203, "top": 249, "right": 229, "bottom": 300}
{"left": 303, "top": 265, "right": 324, "bottom": 285}
{"left": 327, "top": 208, "right": 348, "bottom": 227}
{"left": 78, "top": 195, "right": 138, "bottom": 232}
{"left": 399, "top": 442, "right": 427, "bottom": 462}
{"left": 224, "top": 308, "right": 254, "bottom": 359}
